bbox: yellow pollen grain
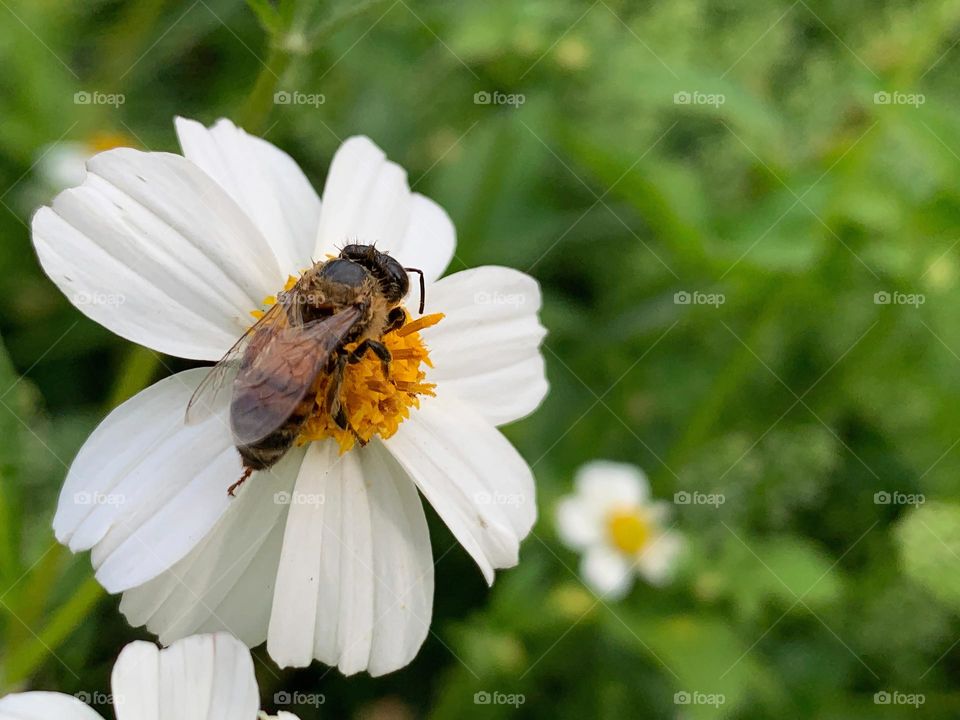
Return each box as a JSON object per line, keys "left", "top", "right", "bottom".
{"left": 606, "top": 508, "right": 652, "bottom": 555}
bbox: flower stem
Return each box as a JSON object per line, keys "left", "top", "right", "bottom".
{"left": 2, "top": 577, "right": 104, "bottom": 689}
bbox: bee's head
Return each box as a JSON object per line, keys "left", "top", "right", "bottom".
{"left": 339, "top": 244, "right": 409, "bottom": 305}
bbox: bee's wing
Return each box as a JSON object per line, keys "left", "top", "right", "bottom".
{"left": 230, "top": 306, "right": 364, "bottom": 446}
{"left": 185, "top": 303, "right": 289, "bottom": 425}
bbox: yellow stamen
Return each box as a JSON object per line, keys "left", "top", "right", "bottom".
{"left": 606, "top": 508, "right": 652, "bottom": 555}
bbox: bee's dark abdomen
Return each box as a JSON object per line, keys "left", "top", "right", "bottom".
{"left": 237, "top": 416, "right": 308, "bottom": 470}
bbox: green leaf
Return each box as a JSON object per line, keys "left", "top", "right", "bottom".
{"left": 612, "top": 612, "right": 778, "bottom": 719}
{"left": 897, "top": 502, "right": 960, "bottom": 611}
{"left": 691, "top": 535, "right": 843, "bottom": 622}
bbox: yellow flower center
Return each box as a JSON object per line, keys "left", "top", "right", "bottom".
{"left": 253, "top": 276, "right": 442, "bottom": 454}
{"left": 606, "top": 508, "right": 652, "bottom": 555}
{"left": 86, "top": 131, "right": 132, "bottom": 153}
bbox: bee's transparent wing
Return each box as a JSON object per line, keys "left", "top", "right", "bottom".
{"left": 184, "top": 303, "right": 287, "bottom": 425}
{"left": 230, "top": 307, "right": 363, "bottom": 446}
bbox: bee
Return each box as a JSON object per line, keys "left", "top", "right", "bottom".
{"left": 186, "top": 244, "right": 425, "bottom": 496}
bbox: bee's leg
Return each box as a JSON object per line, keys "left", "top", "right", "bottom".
{"left": 326, "top": 353, "right": 366, "bottom": 445}
{"left": 384, "top": 307, "right": 406, "bottom": 334}
{"left": 228, "top": 466, "right": 254, "bottom": 497}
{"left": 348, "top": 339, "right": 392, "bottom": 379}
{"left": 327, "top": 352, "right": 349, "bottom": 430}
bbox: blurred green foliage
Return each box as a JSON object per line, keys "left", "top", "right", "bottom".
{"left": 1, "top": 0, "right": 960, "bottom": 717}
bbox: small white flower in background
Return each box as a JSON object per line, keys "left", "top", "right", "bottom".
{"left": 0, "top": 633, "right": 299, "bottom": 720}
{"left": 555, "top": 461, "right": 683, "bottom": 599}
{"left": 33, "top": 117, "right": 548, "bottom": 676}
{"left": 36, "top": 132, "right": 131, "bottom": 191}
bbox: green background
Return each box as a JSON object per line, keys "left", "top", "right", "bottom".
{"left": 0, "top": 0, "right": 959, "bottom": 717}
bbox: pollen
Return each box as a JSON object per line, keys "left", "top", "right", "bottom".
{"left": 606, "top": 509, "right": 652, "bottom": 555}
{"left": 299, "top": 311, "right": 444, "bottom": 452}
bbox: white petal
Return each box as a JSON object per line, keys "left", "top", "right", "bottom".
{"left": 314, "top": 136, "right": 454, "bottom": 282}
{"left": 574, "top": 461, "right": 649, "bottom": 510}
{"left": 0, "top": 692, "right": 104, "bottom": 720}
{"left": 267, "top": 441, "right": 433, "bottom": 676}
{"left": 398, "top": 194, "right": 457, "bottom": 286}
{"left": 580, "top": 545, "right": 633, "bottom": 600}
{"left": 554, "top": 495, "right": 602, "bottom": 550}
{"left": 32, "top": 147, "right": 281, "bottom": 360}
{"left": 384, "top": 393, "right": 536, "bottom": 585}
{"left": 175, "top": 117, "right": 320, "bottom": 273}
{"left": 54, "top": 369, "right": 239, "bottom": 593}
{"left": 119, "top": 449, "right": 304, "bottom": 648}
{"left": 636, "top": 531, "right": 684, "bottom": 587}
{"left": 111, "top": 634, "right": 259, "bottom": 720}
{"left": 422, "top": 266, "right": 547, "bottom": 426}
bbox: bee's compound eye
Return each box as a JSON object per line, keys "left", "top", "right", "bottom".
{"left": 379, "top": 254, "right": 410, "bottom": 303}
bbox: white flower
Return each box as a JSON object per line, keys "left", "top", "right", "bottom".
{"left": 555, "top": 461, "right": 682, "bottom": 599}
{"left": 36, "top": 132, "right": 132, "bottom": 191}
{"left": 33, "top": 117, "right": 548, "bottom": 676}
{"left": 0, "top": 632, "right": 300, "bottom": 719}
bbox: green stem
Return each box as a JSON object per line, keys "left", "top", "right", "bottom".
{"left": 238, "top": 43, "right": 295, "bottom": 133}
{"left": 306, "top": 0, "right": 392, "bottom": 45}
{"left": 5, "top": 545, "right": 65, "bottom": 651}
{"left": 2, "top": 577, "right": 104, "bottom": 689}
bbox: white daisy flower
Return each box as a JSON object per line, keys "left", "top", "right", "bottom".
{"left": 555, "top": 461, "right": 682, "bottom": 599}
{"left": 0, "top": 632, "right": 300, "bottom": 720}
{"left": 33, "top": 117, "right": 548, "bottom": 676}
{"left": 36, "top": 132, "right": 132, "bottom": 192}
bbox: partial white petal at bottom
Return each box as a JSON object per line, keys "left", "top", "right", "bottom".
{"left": 0, "top": 692, "right": 104, "bottom": 720}
{"left": 111, "top": 634, "right": 259, "bottom": 720}
{"left": 267, "top": 441, "right": 434, "bottom": 676}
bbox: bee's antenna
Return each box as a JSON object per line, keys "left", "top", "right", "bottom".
{"left": 405, "top": 267, "right": 426, "bottom": 314}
